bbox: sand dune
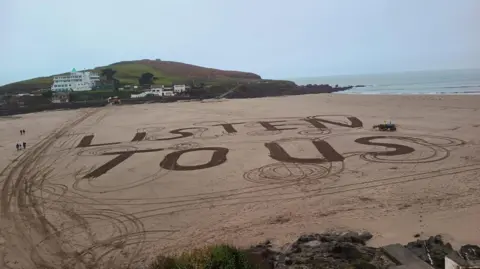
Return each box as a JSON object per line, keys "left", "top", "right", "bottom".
{"left": 0, "top": 94, "right": 479, "bottom": 268}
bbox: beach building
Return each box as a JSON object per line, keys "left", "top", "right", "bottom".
{"left": 163, "top": 90, "right": 174, "bottom": 96}
{"left": 51, "top": 68, "right": 100, "bottom": 92}
{"left": 151, "top": 85, "right": 164, "bottom": 94}
{"left": 130, "top": 84, "right": 185, "bottom": 98}
{"left": 173, "top": 84, "right": 187, "bottom": 94}
{"left": 131, "top": 85, "right": 164, "bottom": 98}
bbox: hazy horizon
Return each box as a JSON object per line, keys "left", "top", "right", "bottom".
{"left": 287, "top": 67, "right": 480, "bottom": 80}
{"left": 1, "top": 0, "right": 479, "bottom": 85}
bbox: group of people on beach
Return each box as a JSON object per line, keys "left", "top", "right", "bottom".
{"left": 16, "top": 129, "right": 27, "bottom": 151}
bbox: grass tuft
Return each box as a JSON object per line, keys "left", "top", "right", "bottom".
{"left": 149, "top": 245, "right": 256, "bottom": 269}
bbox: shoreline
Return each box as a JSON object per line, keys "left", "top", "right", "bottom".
{"left": 2, "top": 92, "right": 480, "bottom": 118}
{"left": 292, "top": 69, "right": 480, "bottom": 96}
{"left": 336, "top": 90, "right": 480, "bottom": 95}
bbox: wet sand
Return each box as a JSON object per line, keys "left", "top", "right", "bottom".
{"left": 1, "top": 94, "right": 479, "bottom": 268}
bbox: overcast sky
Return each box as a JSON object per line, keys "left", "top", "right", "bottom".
{"left": 1, "top": 0, "right": 479, "bottom": 85}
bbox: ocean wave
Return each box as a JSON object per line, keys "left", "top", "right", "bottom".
{"left": 441, "top": 85, "right": 480, "bottom": 89}
{"left": 336, "top": 89, "right": 480, "bottom": 95}
{"left": 293, "top": 69, "right": 480, "bottom": 94}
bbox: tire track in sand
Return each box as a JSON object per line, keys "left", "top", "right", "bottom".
{"left": 0, "top": 109, "right": 101, "bottom": 269}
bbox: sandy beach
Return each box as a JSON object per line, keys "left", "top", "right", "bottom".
{"left": 1, "top": 94, "right": 480, "bottom": 268}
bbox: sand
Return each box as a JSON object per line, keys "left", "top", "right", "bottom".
{"left": 0, "top": 94, "right": 479, "bottom": 268}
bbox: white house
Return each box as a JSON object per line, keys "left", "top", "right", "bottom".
{"left": 131, "top": 89, "right": 162, "bottom": 98}
{"left": 130, "top": 84, "right": 183, "bottom": 98}
{"left": 163, "top": 91, "right": 174, "bottom": 96}
{"left": 151, "top": 88, "right": 164, "bottom": 96}
{"left": 150, "top": 85, "right": 164, "bottom": 95}
{"left": 173, "top": 84, "right": 187, "bottom": 93}
{"left": 51, "top": 68, "right": 100, "bottom": 92}
{"left": 131, "top": 85, "right": 164, "bottom": 98}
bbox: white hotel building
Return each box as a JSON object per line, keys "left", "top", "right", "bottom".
{"left": 51, "top": 68, "right": 100, "bottom": 92}
{"left": 130, "top": 84, "right": 188, "bottom": 98}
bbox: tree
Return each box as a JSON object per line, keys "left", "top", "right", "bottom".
{"left": 101, "top": 68, "right": 119, "bottom": 92}
{"left": 41, "top": 90, "right": 53, "bottom": 99}
{"left": 138, "top": 72, "right": 157, "bottom": 86}
{"left": 101, "top": 68, "right": 117, "bottom": 81}
{"left": 113, "top": 78, "right": 120, "bottom": 92}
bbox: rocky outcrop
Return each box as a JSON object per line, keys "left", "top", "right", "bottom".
{"left": 459, "top": 244, "right": 480, "bottom": 260}
{"left": 298, "top": 84, "right": 354, "bottom": 93}
{"left": 405, "top": 235, "right": 480, "bottom": 269}
{"left": 222, "top": 82, "right": 353, "bottom": 99}
{"left": 247, "top": 232, "right": 395, "bottom": 269}
{"left": 405, "top": 235, "right": 454, "bottom": 269}
{"left": 246, "top": 232, "right": 480, "bottom": 269}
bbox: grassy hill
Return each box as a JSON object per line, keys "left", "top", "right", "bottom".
{"left": 0, "top": 60, "right": 263, "bottom": 93}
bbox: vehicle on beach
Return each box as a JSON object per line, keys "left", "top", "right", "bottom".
{"left": 373, "top": 123, "right": 397, "bottom": 131}
{"left": 107, "top": 96, "right": 121, "bottom": 105}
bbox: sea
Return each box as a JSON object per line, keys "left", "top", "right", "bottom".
{"left": 292, "top": 69, "right": 480, "bottom": 95}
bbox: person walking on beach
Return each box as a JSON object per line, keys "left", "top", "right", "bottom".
{"left": 15, "top": 143, "right": 19, "bottom": 151}
{"left": 23, "top": 142, "right": 26, "bottom": 149}
{"left": 20, "top": 130, "right": 23, "bottom": 135}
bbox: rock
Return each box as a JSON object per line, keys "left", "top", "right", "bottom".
{"left": 343, "top": 231, "right": 360, "bottom": 242}
{"left": 290, "top": 246, "right": 302, "bottom": 254}
{"left": 318, "top": 234, "right": 338, "bottom": 243}
{"left": 274, "top": 263, "right": 287, "bottom": 269}
{"left": 354, "top": 260, "right": 378, "bottom": 269}
{"left": 284, "top": 257, "right": 293, "bottom": 265}
{"left": 459, "top": 244, "right": 480, "bottom": 260}
{"left": 283, "top": 243, "right": 301, "bottom": 254}
{"left": 332, "top": 243, "right": 365, "bottom": 260}
{"left": 303, "top": 240, "right": 322, "bottom": 248}
{"left": 292, "top": 255, "right": 312, "bottom": 265}
{"left": 244, "top": 231, "right": 480, "bottom": 269}
{"left": 274, "top": 253, "right": 286, "bottom": 262}
{"left": 297, "top": 234, "right": 316, "bottom": 243}
{"left": 360, "top": 232, "right": 374, "bottom": 241}
{"left": 405, "top": 235, "right": 456, "bottom": 269}
{"left": 247, "top": 231, "right": 395, "bottom": 269}
{"left": 290, "top": 266, "right": 309, "bottom": 269}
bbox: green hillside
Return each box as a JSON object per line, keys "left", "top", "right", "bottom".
{"left": 0, "top": 60, "right": 262, "bottom": 93}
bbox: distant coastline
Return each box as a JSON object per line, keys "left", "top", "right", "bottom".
{"left": 0, "top": 82, "right": 354, "bottom": 116}
{"left": 292, "top": 69, "right": 480, "bottom": 95}
{"left": 0, "top": 59, "right": 358, "bottom": 116}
